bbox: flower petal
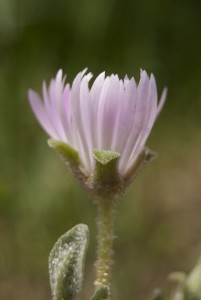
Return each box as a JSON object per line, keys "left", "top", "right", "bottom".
{"left": 29, "top": 69, "right": 166, "bottom": 178}
{"left": 71, "top": 70, "right": 93, "bottom": 174}
{"left": 97, "top": 75, "right": 120, "bottom": 150}
{"left": 157, "top": 87, "right": 167, "bottom": 117}
{"left": 119, "top": 70, "right": 150, "bottom": 174}
{"left": 28, "top": 89, "right": 58, "bottom": 139}
{"left": 90, "top": 72, "right": 105, "bottom": 148}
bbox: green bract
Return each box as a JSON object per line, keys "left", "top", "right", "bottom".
{"left": 92, "top": 149, "right": 121, "bottom": 199}
{"left": 48, "top": 139, "right": 157, "bottom": 200}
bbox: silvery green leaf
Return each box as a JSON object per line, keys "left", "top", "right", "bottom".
{"left": 90, "top": 285, "right": 109, "bottom": 300}
{"left": 49, "top": 224, "right": 88, "bottom": 300}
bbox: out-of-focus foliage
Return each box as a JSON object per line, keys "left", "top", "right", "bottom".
{"left": 0, "top": 0, "right": 201, "bottom": 299}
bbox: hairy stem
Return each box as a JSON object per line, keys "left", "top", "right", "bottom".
{"left": 94, "top": 199, "right": 116, "bottom": 298}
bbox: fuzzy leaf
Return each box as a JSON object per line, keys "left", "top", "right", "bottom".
{"left": 90, "top": 285, "right": 109, "bottom": 300}
{"left": 49, "top": 224, "right": 88, "bottom": 300}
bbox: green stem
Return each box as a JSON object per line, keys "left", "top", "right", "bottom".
{"left": 94, "top": 199, "right": 116, "bottom": 297}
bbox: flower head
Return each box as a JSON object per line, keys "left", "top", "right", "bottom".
{"left": 28, "top": 69, "right": 167, "bottom": 180}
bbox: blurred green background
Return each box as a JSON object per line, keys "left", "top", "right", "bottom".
{"left": 0, "top": 0, "right": 201, "bottom": 299}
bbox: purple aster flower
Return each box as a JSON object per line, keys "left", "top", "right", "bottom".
{"left": 29, "top": 69, "right": 167, "bottom": 296}
{"left": 28, "top": 69, "right": 167, "bottom": 178}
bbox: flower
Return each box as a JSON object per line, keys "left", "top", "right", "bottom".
{"left": 28, "top": 69, "right": 167, "bottom": 178}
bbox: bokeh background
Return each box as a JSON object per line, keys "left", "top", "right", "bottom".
{"left": 1, "top": 0, "right": 201, "bottom": 299}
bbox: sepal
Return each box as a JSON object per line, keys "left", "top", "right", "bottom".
{"left": 124, "top": 147, "right": 158, "bottom": 184}
{"left": 93, "top": 149, "right": 121, "bottom": 198}
{"left": 93, "top": 149, "right": 120, "bottom": 165}
{"left": 48, "top": 139, "right": 86, "bottom": 183}
{"left": 49, "top": 224, "right": 88, "bottom": 300}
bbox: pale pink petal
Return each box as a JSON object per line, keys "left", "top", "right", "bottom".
{"left": 90, "top": 72, "right": 105, "bottom": 147}
{"left": 157, "top": 87, "right": 167, "bottom": 117}
{"left": 28, "top": 89, "right": 58, "bottom": 139}
{"left": 80, "top": 74, "right": 94, "bottom": 170}
{"left": 119, "top": 70, "right": 149, "bottom": 173}
{"left": 71, "top": 70, "right": 92, "bottom": 174}
{"left": 97, "top": 76, "right": 110, "bottom": 149}
{"left": 97, "top": 75, "right": 120, "bottom": 150}
{"left": 29, "top": 68, "right": 166, "bottom": 177}
{"left": 42, "top": 72, "right": 70, "bottom": 143}
{"left": 131, "top": 74, "right": 158, "bottom": 154}
{"left": 61, "top": 84, "right": 73, "bottom": 144}
{"left": 124, "top": 74, "right": 158, "bottom": 172}
{"left": 110, "top": 79, "right": 125, "bottom": 151}
{"left": 112, "top": 77, "right": 137, "bottom": 153}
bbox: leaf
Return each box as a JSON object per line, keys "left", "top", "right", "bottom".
{"left": 90, "top": 285, "right": 109, "bottom": 300}
{"left": 49, "top": 224, "right": 89, "bottom": 300}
